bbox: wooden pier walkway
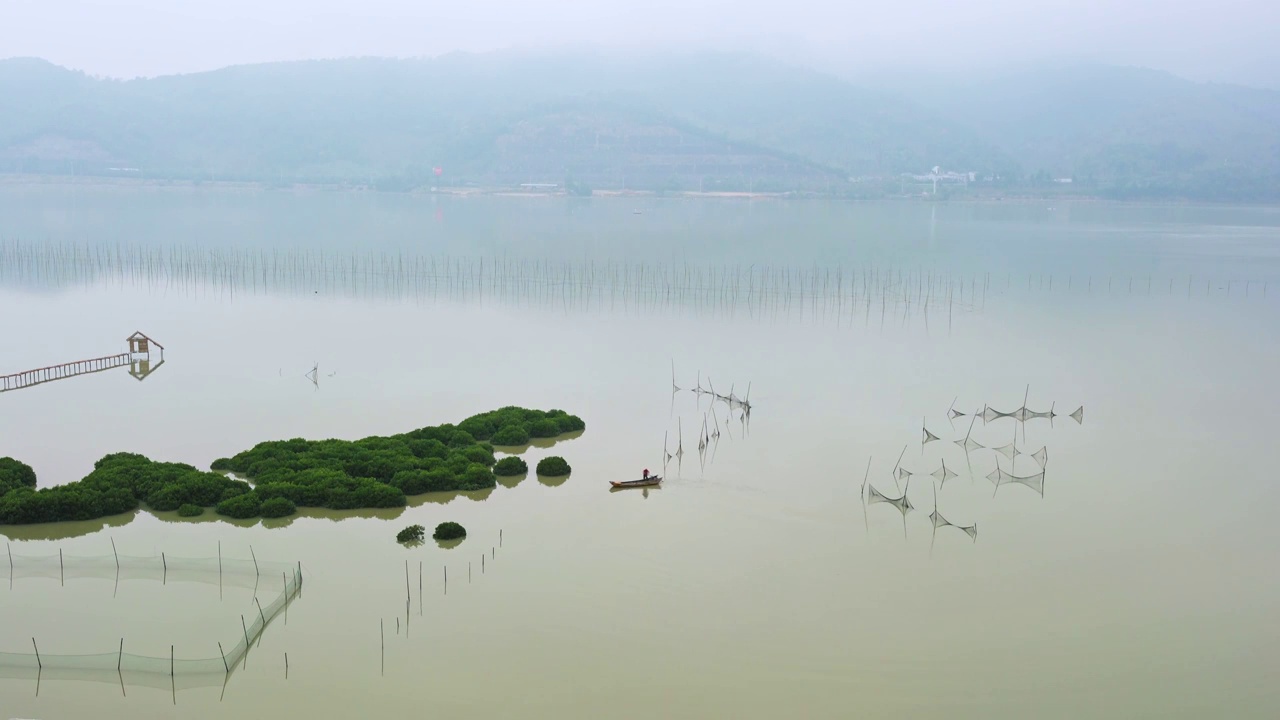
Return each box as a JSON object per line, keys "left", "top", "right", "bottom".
{"left": 0, "top": 354, "right": 133, "bottom": 393}
{"left": 0, "top": 332, "right": 164, "bottom": 394}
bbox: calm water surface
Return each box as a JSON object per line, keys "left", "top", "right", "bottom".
{"left": 1, "top": 188, "right": 1279, "bottom": 719}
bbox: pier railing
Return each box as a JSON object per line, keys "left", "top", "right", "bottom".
{"left": 0, "top": 353, "right": 131, "bottom": 393}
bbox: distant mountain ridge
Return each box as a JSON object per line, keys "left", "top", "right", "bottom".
{"left": 1, "top": 52, "right": 1277, "bottom": 200}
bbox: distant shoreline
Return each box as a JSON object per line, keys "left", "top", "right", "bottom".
{"left": 0, "top": 173, "right": 1255, "bottom": 206}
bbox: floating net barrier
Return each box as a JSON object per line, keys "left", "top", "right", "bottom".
{"left": 4, "top": 551, "right": 293, "bottom": 590}
{"left": 0, "top": 551, "right": 302, "bottom": 681}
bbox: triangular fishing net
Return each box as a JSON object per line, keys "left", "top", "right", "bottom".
{"left": 930, "top": 460, "right": 958, "bottom": 485}
{"left": 982, "top": 406, "right": 1016, "bottom": 423}
{"left": 1070, "top": 406, "right": 1084, "bottom": 424}
{"left": 923, "top": 426, "right": 940, "bottom": 444}
{"left": 954, "top": 436, "right": 984, "bottom": 452}
{"left": 867, "top": 482, "right": 913, "bottom": 514}
{"left": 992, "top": 442, "right": 1021, "bottom": 460}
{"left": 1030, "top": 446, "right": 1048, "bottom": 468}
{"left": 987, "top": 466, "right": 1045, "bottom": 496}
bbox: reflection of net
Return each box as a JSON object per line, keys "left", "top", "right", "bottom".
{"left": 0, "top": 553, "right": 301, "bottom": 677}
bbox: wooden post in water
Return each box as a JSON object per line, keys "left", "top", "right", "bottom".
{"left": 32, "top": 638, "right": 41, "bottom": 669}
{"left": 112, "top": 537, "right": 120, "bottom": 569}
{"left": 405, "top": 560, "right": 410, "bottom": 603}
{"left": 250, "top": 546, "right": 259, "bottom": 576}
{"left": 285, "top": 652, "right": 289, "bottom": 679}
{"left": 240, "top": 615, "right": 250, "bottom": 667}
{"left": 118, "top": 638, "right": 124, "bottom": 671}
{"left": 59, "top": 548, "right": 64, "bottom": 586}
{"left": 170, "top": 645, "right": 174, "bottom": 678}
{"left": 218, "top": 642, "right": 228, "bottom": 673}
{"left": 255, "top": 597, "right": 267, "bottom": 628}
{"left": 162, "top": 552, "right": 167, "bottom": 584}
{"left": 500, "top": 529, "right": 503, "bottom": 547}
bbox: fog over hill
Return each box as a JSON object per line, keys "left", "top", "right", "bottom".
{"left": 1, "top": 51, "right": 1277, "bottom": 200}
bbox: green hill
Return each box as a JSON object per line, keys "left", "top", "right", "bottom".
{"left": 889, "top": 65, "right": 1280, "bottom": 200}
{"left": 1, "top": 53, "right": 1277, "bottom": 199}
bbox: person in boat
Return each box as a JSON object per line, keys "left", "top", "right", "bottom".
{"left": 643, "top": 468, "right": 650, "bottom": 479}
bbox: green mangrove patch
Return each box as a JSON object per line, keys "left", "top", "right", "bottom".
{"left": 493, "top": 456, "right": 528, "bottom": 476}
{"left": 0, "top": 407, "right": 583, "bottom": 526}
{"left": 536, "top": 456, "right": 572, "bottom": 477}
{"left": 433, "top": 521, "right": 466, "bottom": 541}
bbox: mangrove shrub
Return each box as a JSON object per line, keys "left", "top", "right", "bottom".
{"left": 536, "top": 456, "right": 572, "bottom": 476}
{"left": 493, "top": 456, "right": 528, "bottom": 476}
{"left": 433, "top": 522, "right": 466, "bottom": 540}
{"left": 177, "top": 503, "right": 204, "bottom": 517}
{"left": 260, "top": 496, "right": 298, "bottom": 518}
{"left": 397, "top": 524, "right": 425, "bottom": 543}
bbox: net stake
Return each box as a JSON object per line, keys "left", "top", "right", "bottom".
{"left": 59, "top": 548, "right": 64, "bottom": 585}
{"left": 118, "top": 638, "right": 124, "bottom": 671}
{"left": 170, "top": 645, "right": 174, "bottom": 678}
{"left": 111, "top": 537, "right": 120, "bottom": 569}
{"left": 241, "top": 615, "right": 250, "bottom": 667}
{"left": 32, "top": 638, "right": 41, "bottom": 669}
{"left": 250, "top": 546, "right": 259, "bottom": 575}
{"left": 218, "top": 642, "right": 228, "bottom": 673}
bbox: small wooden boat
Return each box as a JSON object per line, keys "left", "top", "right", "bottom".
{"left": 610, "top": 475, "right": 661, "bottom": 488}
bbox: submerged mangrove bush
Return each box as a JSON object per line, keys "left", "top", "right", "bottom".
{"left": 0, "top": 407, "right": 584, "bottom": 526}
{"left": 397, "top": 524, "right": 425, "bottom": 543}
{"left": 177, "top": 503, "right": 204, "bottom": 517}
{"left": 493, "top": 456, "right": 528, "bottom": 476}
{"left": 433, "top": 521, "right": 466, "bottom": 541}
{"left": 536, "top": 456, "right": 572, "bottom": 476}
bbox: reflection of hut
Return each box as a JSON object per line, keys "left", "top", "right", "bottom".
{"left": 126, "top": 332, "right": 165, "bottom": 381}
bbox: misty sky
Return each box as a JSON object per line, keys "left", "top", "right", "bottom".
{"left": 3, "top": 0, "right": 1278, "bottom": 85}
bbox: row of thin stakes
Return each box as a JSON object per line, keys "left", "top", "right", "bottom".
{"left": 381, "top": 529, "right": 503, "bottom": 676}
{"left": 7, "top": 241, "right": 1269, "bottom": 322}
